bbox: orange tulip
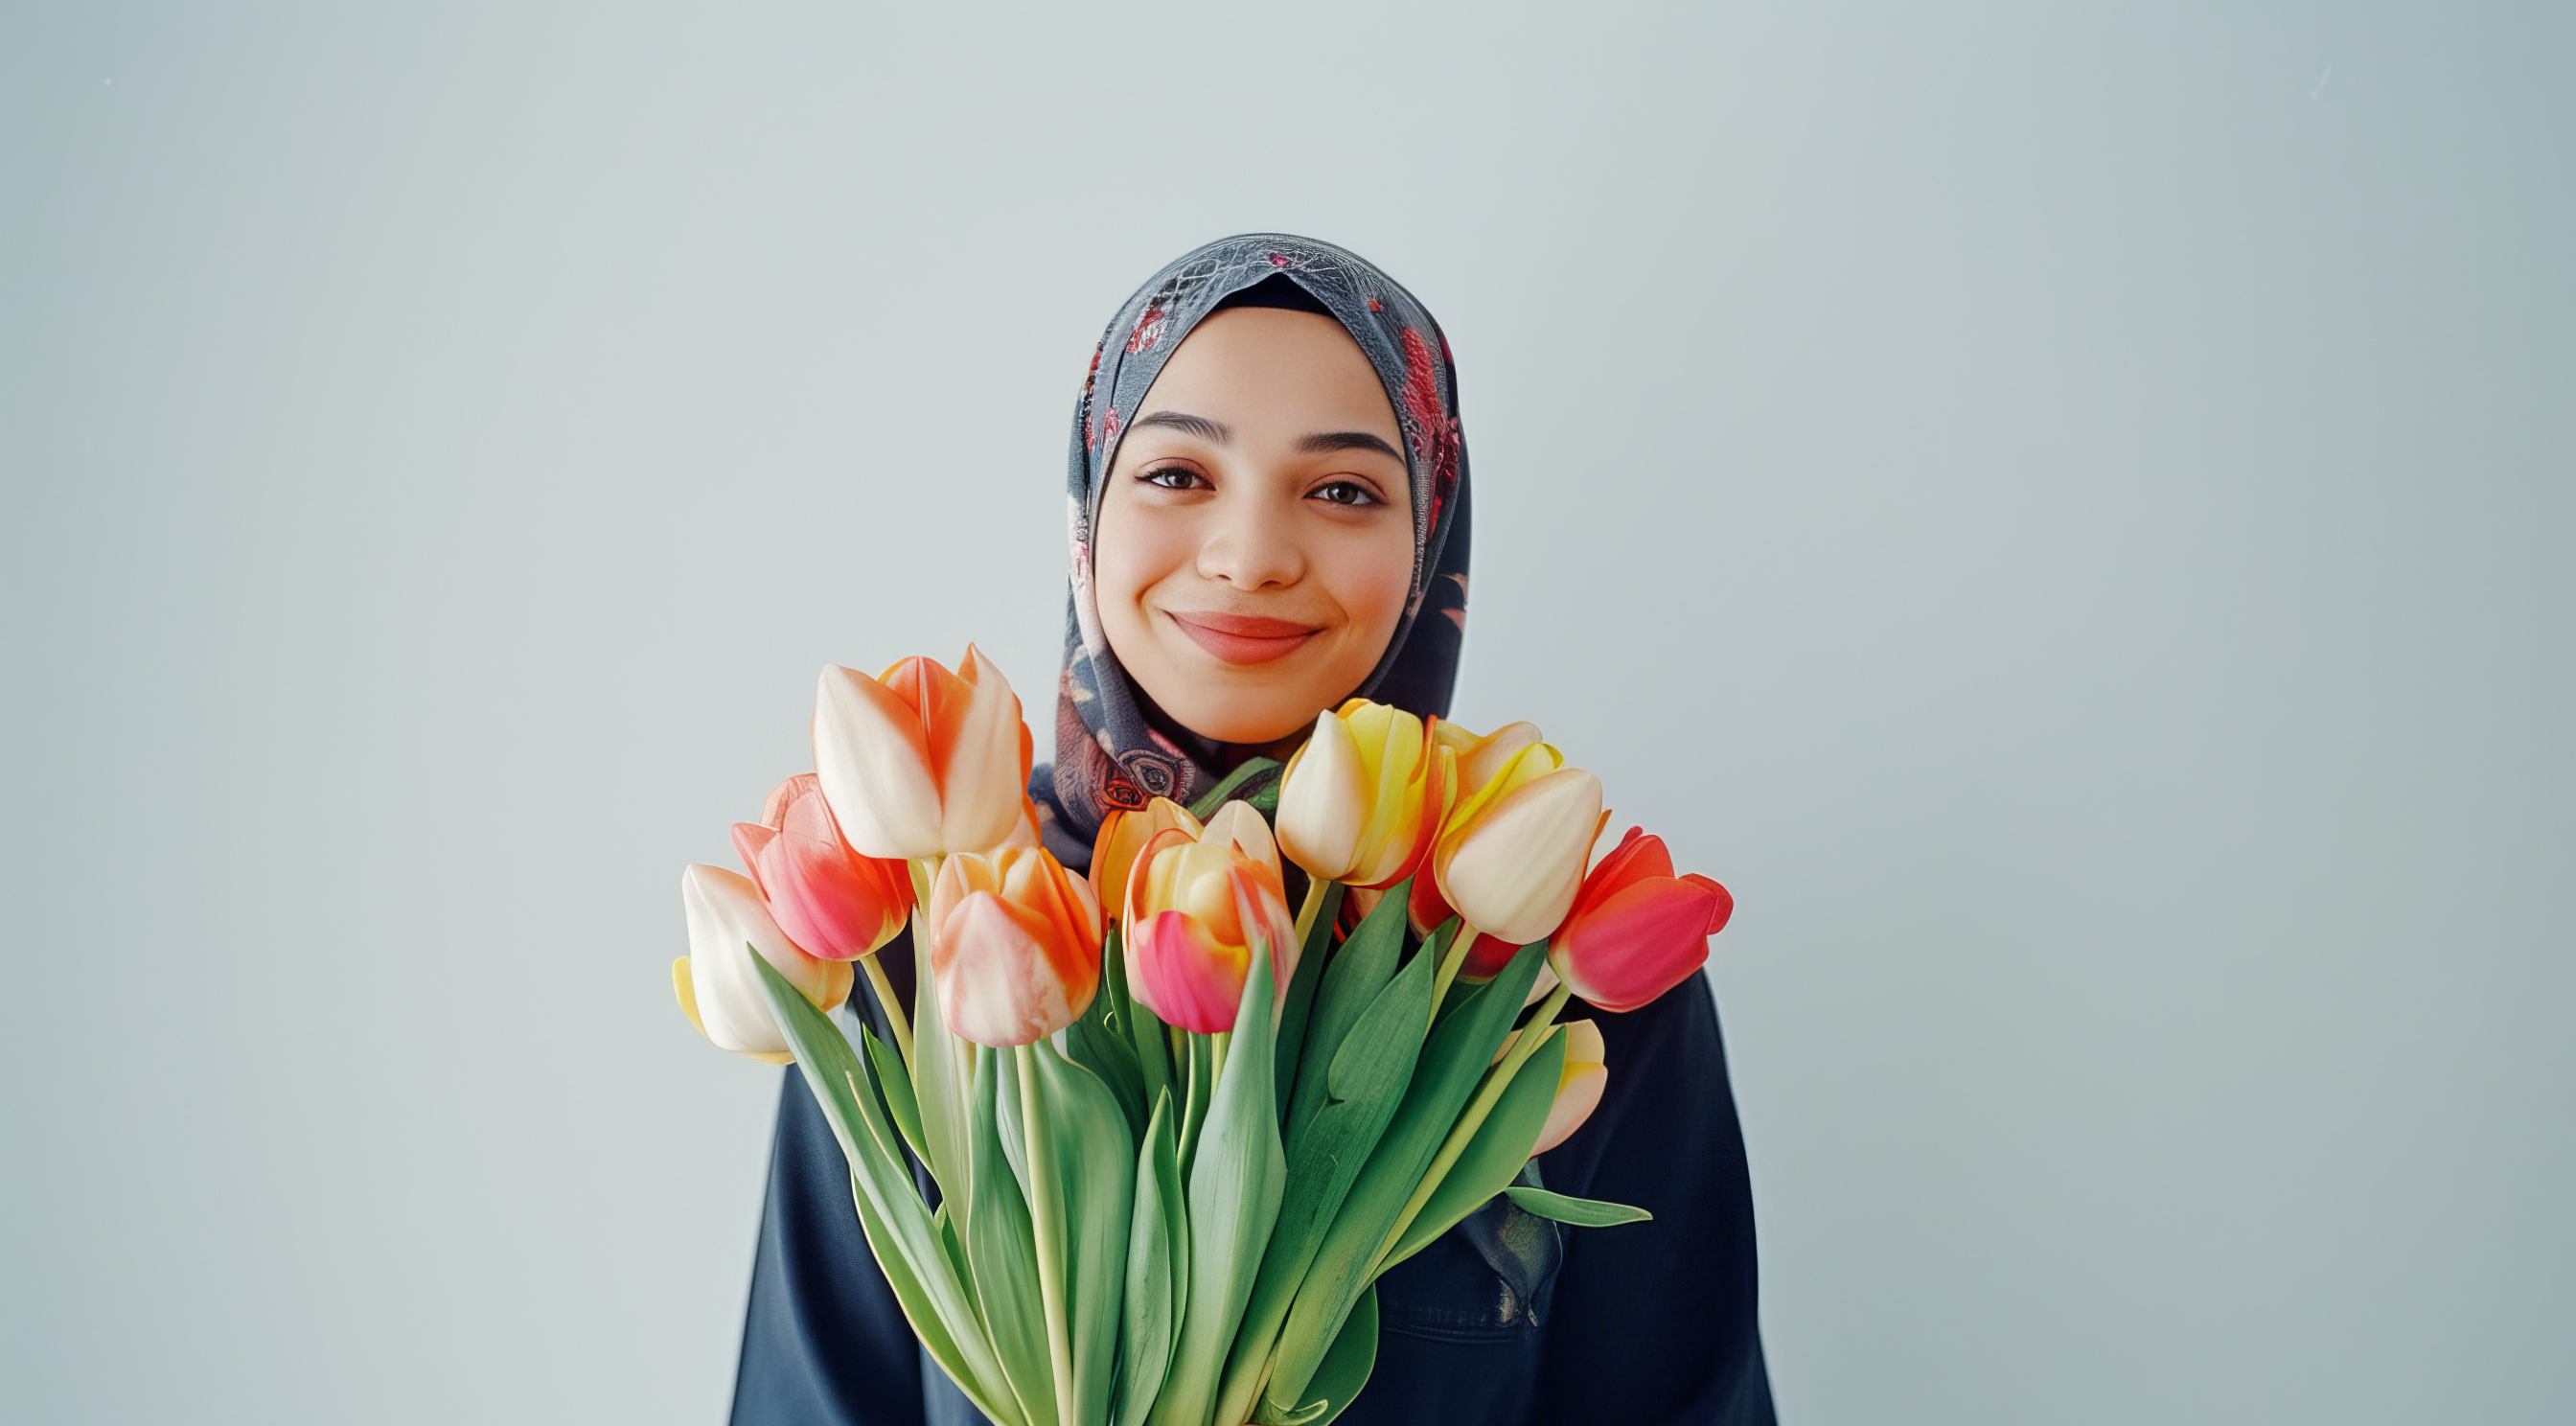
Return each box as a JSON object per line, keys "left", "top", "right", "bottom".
{"left": 1275, "top": 700, "right": 1450, "bottom": 889}
{"left": 813, "top": 645, "right": 1033, "bottom": 860}
{"left": 1419, "top": 720, "right": 1608, "bottom": 948}
{"left": 1548, "top": 826, "right": 1733, "bottom": 1014}
{"left": 674, "top": 864, "right": 853, "bottom": 1063}
{"left": 923, "top": 845, "right": 1104, "bottom": 1046}
{"left": 1123, "top": 801, "right": 1300, "bottom": 1033}
{"left": 730, "top": 774, "right": 913, "bottom": 961}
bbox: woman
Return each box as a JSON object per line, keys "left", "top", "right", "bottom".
{"left": 731, "top": 235, "right": 1775, "bottom": 1425}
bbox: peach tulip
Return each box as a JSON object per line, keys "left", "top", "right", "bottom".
{"left": 675, "top": 863, "right": 854, "bottom": 1063}
{"left": 813, "top": 645, "right": 1032, "bottom": 861}
{"left": 1548, "top": 826, "right": 1733, "bottom": 1014}
{"left": 1493, "top": 1018, "right": 1609, "bottom": 1157}
{"left": 1423, "top": 721, "right": 1609, "bottom": 948}
{"left": 1275, "top": 700, "right": 1451, "bottom": 889}
{"left": 924, "top": 845, "right": 1105, "bottom": 1046}
{"left": 731, "top": 774, "right": 913, "bottom": 961}
{"left": 1123, "top": 802, "right": 1300, "bottom": 1033}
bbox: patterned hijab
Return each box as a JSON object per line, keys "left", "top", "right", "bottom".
{"left": 1034, "top": 234, "right": 1474, "bottom": 859}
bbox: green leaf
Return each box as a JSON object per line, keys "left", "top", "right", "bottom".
{"left": 1271, "top": 880, "right": 1344, "bottom": 1125}
{"left": 1113, "top": 1093, "right": 1186, "bottom": 1426}
{"left": 1214, "top": 931, "right": 1433, "bottom": 1426}
{"left": 1146, "top": 939, "right": 1286, "bottom": 1426}
{"left": 1259, "top": 940, "right": 1548, "bottom": 1416}
{"left": 1031, "top": 1041, "right": 1137, "bottom": 1426}
{"left": 1503, "top": 1185, "right": 1653, "bottom": 1228}
{"left": 1252, "top": 1283, "right": 1379, "bottom": 1426}
{"left": 862, "top": 1025, "right": 928, "bottom": 1167}
{"left": 1069, "top": 926, "right": 1149, "bottom": 1143}
{"left": 910, "top": 939, "right": 975, "bottom": 1220}
{"left": 1184, "top": 756, "right": 1282, "bottom": 819}
{"left": 1382, "top": 1026, "right": 1568, "bottom": 1270}
{"left": 1281, "top": 879, "right": 1412, "bottom": 1155}
{"left": 966, "top": 1046, "right": 1053, "bottom": 1426}
{"left": 749, "top": 954, "right": 1025, "bottom": 1426}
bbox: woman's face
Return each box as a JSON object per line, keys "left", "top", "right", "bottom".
{"left": 1093, "top": 306, "right": 1415, "bottom": 746}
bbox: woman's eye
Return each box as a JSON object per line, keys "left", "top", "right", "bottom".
{"left": 1138, "top": 466, "right": 1208, "bottom": 492}
{"left": 1311, "top": 479, "right": 1383, "bottom": 507}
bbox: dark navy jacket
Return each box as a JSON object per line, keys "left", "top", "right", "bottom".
{"left": 730, "top": 930, "right": 1774, "bottom": 1425}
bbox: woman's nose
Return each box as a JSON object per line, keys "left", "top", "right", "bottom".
{"left": 1193, "top": 496, "right": 1305, "bottom": 590}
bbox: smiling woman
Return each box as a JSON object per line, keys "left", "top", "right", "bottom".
{"left": 731, "top": 235, "right": 1770, "bottom": 1426}
{"left": 1092, "top": 302, "right": 1418, "bottom": 745}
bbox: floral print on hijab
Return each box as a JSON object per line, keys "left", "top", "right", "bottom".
{"left": 1034, "top": 234, "right": 1474, "bottom": 855}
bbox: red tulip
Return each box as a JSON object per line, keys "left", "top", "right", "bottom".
{"left": 730, "top": 774, "right": 914, "bottom": 961}
{"left": 1547, "top": 826, "right": 1733, "bottom": 1014}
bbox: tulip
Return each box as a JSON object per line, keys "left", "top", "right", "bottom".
{"left": 1493, "top": 1018, "right": 1608, "bottom": 1157}
{"left": 1123, "top": 801, "right": 1300, "bottom": 1033}
{"left": 1275, "top": 700, "right": 1450, "bottom": 889}
{"left": 924, "top": 845, "right": 1105, "bottom": 1046}
{"left": 730, "top": 774, "right": 913, "bottom": 961}
{"left": 1421, "top": 720, "right": 1609, "bottom": 948}
{"left": 1548, "top": 826, "right": 1734, "bottom": 1014}
{"left": 674, "top": 863, "right": 854, "bottom": 1063}
{"left": 813, "top": 645, "right": 1031, "bottom": 861}
{"left": 1089, "top": 795, "right": 1206, "bottom": 911}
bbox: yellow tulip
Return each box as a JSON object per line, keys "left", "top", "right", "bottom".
{"left": 1422, "top": 721, "right": 1607, "bottom": 947}
{"left": 1089, "top": 795, "right": 1207, "bottom": 911}
{"left": 1275, "top": 700, "right": 1451, "bottom": 889}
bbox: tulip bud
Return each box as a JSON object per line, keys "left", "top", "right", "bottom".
{"left": 1425, "top": 722, "right": 1609, "bottom": 947}
{"left": 1275, "top": 700, "right": 1451, "bottom": 889}
{"left": 1123, "top": 801, "right": 1300, "bottom": 1033}
{"left": 1548, "top": 826, "right": 1733, "bottom": 1014}
{"left": 730, "top": 774, "right": 913, "bottom": 961}
{"left": 813, "top": 644, "right": 1031, "bottom": 860}
{"left": 924, "top": 845, "right": 1104, "bottom": 1046}
{"left": 675, "top": 864, "right": 854, "bottom": 1062}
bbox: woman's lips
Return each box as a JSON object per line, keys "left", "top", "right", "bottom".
{"left": 1164, "top": 610, "right": 1323, "bottom": 665}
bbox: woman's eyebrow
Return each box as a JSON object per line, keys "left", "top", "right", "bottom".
{"left": 1297, "top": 430, "right": 1407, "bottom": 462}
{"left": 1130, "top": 410, "right": 1231, "bottom": 443}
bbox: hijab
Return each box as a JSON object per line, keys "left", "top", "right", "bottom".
{"left": 1033, "top": 234, "right": 1474, "bottom": 861}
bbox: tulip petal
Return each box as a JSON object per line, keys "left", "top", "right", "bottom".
{"left": 814, "top": 665, "right": 944, "bottom": 859}
{"left": 1276, "top": 708, "right": 1368, "bottom": 882}
{"left": 935, "top": 644, "right": 1030, "bottom": 855}
{"left": 1129, "top": 909, "right": 1250, "bottom": 1034}
{"left": 1438, "top": 767, "right": 1603, "bottom": 944}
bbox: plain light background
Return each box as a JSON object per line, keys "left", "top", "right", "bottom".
{"left": 5, "top": 4, "right": 2568, "bottom": 1422}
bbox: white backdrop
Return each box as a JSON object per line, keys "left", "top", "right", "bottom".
{"left": 5, "top": 4, "right": 2569, "bottom": 1422}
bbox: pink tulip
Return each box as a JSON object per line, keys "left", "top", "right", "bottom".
{"left": 730, "top": 774, "right": 913, "bottom": 961}
{"left": 1548, "top": 826, "right": 1734, "bottom": 1014}
{"left": 1123, "top": 802, "right": 1300, "bottom": 1033}
{"left": 924, "top": 845, "right": 1104, "bottom": 1046}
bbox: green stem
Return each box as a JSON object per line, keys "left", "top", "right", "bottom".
{"left": 862, "top": 949, "right": 915, "bottom": 1071}
{"left": 1374, "top": 979, "right": 1573, "bottom": 1271}
{"left": 1017, "top": 1046, "right": 1080, "bottom": 1421}
{"left": 1425, "top": 919, "right": 1478, "bottom": 1031}
{"left": 1290, "top": 874, "right": 1331, "bottom": 952}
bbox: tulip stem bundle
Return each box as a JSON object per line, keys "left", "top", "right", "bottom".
{"left": 678, "top": 657, "right": 1736, "bottom": 1426}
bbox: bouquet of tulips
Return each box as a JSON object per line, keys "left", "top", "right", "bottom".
{"left": 675, "top": 647, "right": 1734, "bottom": 1426}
